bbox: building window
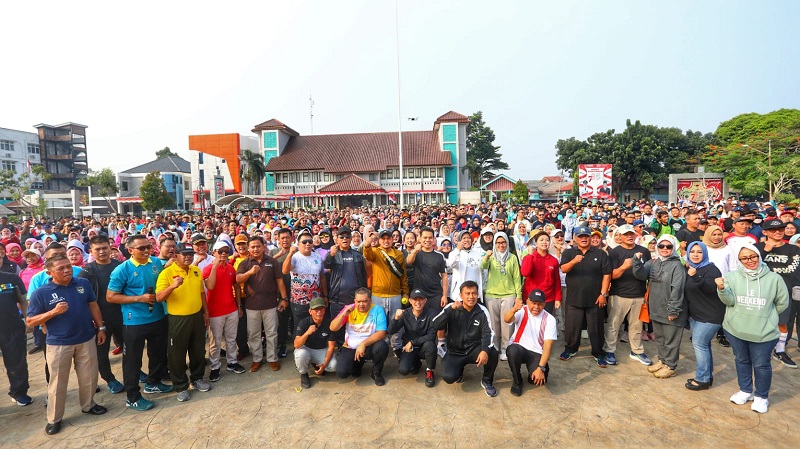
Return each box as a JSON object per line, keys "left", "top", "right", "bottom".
{"left": 323, "top": 173, "right": 329, "bottom": 182}
{"left": 1, "top": 161, "right": 16, "bottom": 172}
{"left": 283, "top": 173, "right": 288, "bottom": 183}
{"left": 442, "top": 124, "right": 457, "bottom": 142}
{"left": 417, "top": 168, "right": 423, "bottom": 178}
{"left": 31, "top": 182, "right": 44, "bottom": 190}
{"left": 0, "top": 141, "right": 13, "bottom": 153}
{"left": 184, "top": 181, "right": 190, "bottom": 190}
{"left": 438, "top": 168, "right": 443, "bottom": 178}
{"left": 198, "top": 153, "right": 204, "bottom": 164}
{"left": 121, "top": 181, "right": 129, "bottom": 191}
{"left": 430, "top": 168, "right": 436, "bottom": 178}
{"left": 303, "top": 172, "right": 308, "bottom": 182}
{"left": 369, "top": 173, "right": 378, "bottom": 181}
{"left": 199, "top": 169, "right": 205, "bottom": 185}
{"left": 27, "top": 143, "right": 40, "bottom": 154}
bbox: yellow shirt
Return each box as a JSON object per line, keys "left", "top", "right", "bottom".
{"left": 156, "top": 263, "right": 204, "bottom": 316}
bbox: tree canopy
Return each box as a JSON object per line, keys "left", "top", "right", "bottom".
{"left": 155, "top": 147, "right": 180, "bottom": 159}
{"left": 466, "top": 111, "right": 508, "bottom": 188}
{"left": 511, "top": 180, "right": 529, "bottom": 204}
{"left": 140, "top": 171, "right": 174, "bottom": 211}
{"left": 555, "top": 120, "right": 716, "bottom": 197}
{"left": 702, "top": 109, "right": 800, "bottom": 201}
{"left": 0, "top": 164, "right": 50, "bottom": 217}
{"left": 77, "top": 168, "right": 119, "bottom": 210}
{"left": 240, "top": 150, "right": 265, "bottom": 195}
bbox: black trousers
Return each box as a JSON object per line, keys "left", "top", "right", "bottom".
{"left": 398, "top": 340, "right": 437, "bottom": 374}
{"left": 123, "top": 318, "right": 168, "bottom": 402}
{"left": 97, "top": 312, "right": 124, "bottom": 383}
{"left": 441, "top": 346, "right": 498, "bottom": 384}
{"left": 336, "top": 339, "right": 389, "bottom": 378}
{"left": 785, "top": 300, "right": 800, "bottom": 346}
{"left": 506, "top": 343, "right": 549, "bottom": 386}
{"left": 0, "top": 323, "right": 29, "bottom": 399}
{"left": 277, "top": 305, "right": 291, "bottom": 349}
{"left": 168, "top": 312, "right": 206, "bottom": 392}
{"left": 236, "top": 303, "right": 249, "bottom": 357}
{"left": 564, "top": 303, "right": 604, "bottom": 358}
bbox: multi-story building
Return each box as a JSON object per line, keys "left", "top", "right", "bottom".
{"left": 187, "top": 134, "right": 259, "bottom": 210}
{"left": 34, "top": 122, "right": 88, "bottom": 192}
{"left": 187, "top": 111, "right": 470, "bottom": 209}
{"left": 116, "top": 156, "right": 193, "bottom": 214}
{"left": 0, "top": 127, "right": 45, "bottom": 199}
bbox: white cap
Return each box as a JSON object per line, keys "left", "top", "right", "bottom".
{"left": 212, "top": 241, "right": 231, "bottom": 252}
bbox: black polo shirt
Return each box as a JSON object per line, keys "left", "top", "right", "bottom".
{"left": 561, "top": 246, "right": 611, "bottom": 307}
{"left": 609, "top": 244, "right": 650, "bottom": 297}
{"left": 294, "top": 316, "right": 338, "bottom": 350}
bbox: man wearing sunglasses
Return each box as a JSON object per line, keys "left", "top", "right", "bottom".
{"left": 324, "top": 226, "right": 367, "bottom": 318}
{"left": 108, "top": 235, "right": 171, "bottom": 412}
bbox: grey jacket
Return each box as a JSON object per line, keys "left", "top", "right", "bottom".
{"left": 632, "top": 255, "right": 687, "bottom": 326}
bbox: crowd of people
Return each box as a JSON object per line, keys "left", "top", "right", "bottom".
{"left": 1, "top": 197, "right": 799, "bottom": 434}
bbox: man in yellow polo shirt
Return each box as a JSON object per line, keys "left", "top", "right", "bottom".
{"left": 156, "top": 242, "right": 211, "bottom": 402}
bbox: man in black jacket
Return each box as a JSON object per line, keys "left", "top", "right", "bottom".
{"left": 323, "top": 226, "right": 367, "bottom": 317}
{"left": 388, "top": 289, "right": 437, "bottom": 387}
{"left": 432, "top": 280, "right": 499, "bottom": 397}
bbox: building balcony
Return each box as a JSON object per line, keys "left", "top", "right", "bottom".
{"left": 41, "top": 134, "right": 72, "bottom": 142}
{"left": 43, "top": 154, "right": 74, "bottom": 161}
{"left": 49, "top": 172, "right": 74, "bottom": 179}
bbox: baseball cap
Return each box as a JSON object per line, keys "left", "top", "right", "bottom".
{"left": 234, "top": 234, "right": 248, "bottom": 244}
{"left": 337, "top": 226, "right": 352, "bottom": 236}
{"left": 191, "top": 233, "right": 208, "bottom": 244}
{"left": 21, "top": 248, "right": 41, "bottom": 258}
{"left": 528, "top": 289, "right": 546, "bottom": 302}
{"left": 762, "top": 219, "right": 787, "bottom": 230}
{"left": 410, "top": 288, "right": 426, "bottom": 299}
{"left": 549, "top": 229, "right": 564, "bottom": 238}
{"left": 765, "top": 207, "right": 777, "bottom": 216}
{"left": 574, "top": 226, "right": 591, "bottom": 237}
{"left": 617, "top": 224, "right": 636, "bottom": 234}
{"left": 212, "top": 241, "right": 231, "bottom": 252}
{"left": 177, "top": 243, "right": 195, "bottom": 254}
{"left": 378, "top": 229, "right": 392, "bottom": 238}
{"left": 733, "top": 216, "right": 753, "bottom": 224}
{"left": 733, "top": 206, "right": 744, "bottom": 212}
{"left": 632, "top": 220, "right": 644, "bottom": 226}
{"left": 309, "top": 297, "right": 326, "bottom": 310}
{"left": 790, "top": 235, "right": 800, "bottom": 245}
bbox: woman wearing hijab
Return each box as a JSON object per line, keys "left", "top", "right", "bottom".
{"left": 349, "top": 230, "right": 363, "bottom": 252}
{"left": 703, "top": 225, "right": 734, "bottom": 275}
{"left": 481, "top": 231, "right": 522, "bottom": 361}
{"left": 448, "top": 230, "right": 484, "bottom": 300}
{"left": 20, "top": 247, "right": 44, "bottom": 289}
{"left": 632, "top": 234, "right": 686, "bottom": 379}
{"left": 66, "top": 239, "right": 87, "bottom": 268}
{"left": 638, "top": 234, "right": 658, "bottom": 341}
{"left": 437, "top": 235, "right": 454, "bottom": 299}
{"left": 511, "top": 221, "right": 530, "bottom": 254}
{"left": 684, "top": 242, "right": 724, "bottom": 390}
{"left": 716, "top": 243, "right": 789, "bottom": 413}
{"left": 5, "top": 242, "right": 24, "bottom": 267}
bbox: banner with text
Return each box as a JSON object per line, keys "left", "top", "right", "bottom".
{"left": 578, "top": 164, "right": 613, "bottom": 199}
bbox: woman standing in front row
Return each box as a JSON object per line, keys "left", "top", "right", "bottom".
{"left": 716, "top": 243, "right": 789, "bottom": 414}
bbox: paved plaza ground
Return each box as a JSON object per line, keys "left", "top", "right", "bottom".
{"left": 2, "top": 331, "right": 798, "bottom": 448}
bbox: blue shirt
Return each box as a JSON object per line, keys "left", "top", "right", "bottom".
{"left": 27, "top": 277, "right": 97, "bottom": 346}
{"left": 108, "top": 257, "right": 165, "bottom": 325}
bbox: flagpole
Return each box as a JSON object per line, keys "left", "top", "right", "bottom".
{"left": 395, "top": 0, "right": 404, "bottom": 209}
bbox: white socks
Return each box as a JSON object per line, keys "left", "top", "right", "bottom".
{"left": 776, "top": 332, "right": 788, "bottom": 353}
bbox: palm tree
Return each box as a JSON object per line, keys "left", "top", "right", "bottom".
{"left": 239, "top": 150, "right": 266, "bottom": 195}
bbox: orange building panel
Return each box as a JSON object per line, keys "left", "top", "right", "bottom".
{"left": 188, "top": 133, "right": 242, "bottom": 193}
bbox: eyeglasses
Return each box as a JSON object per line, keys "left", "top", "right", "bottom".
{"left": 657, "top": 244, "right": 673, "bottom": 250}
{"left": 217, "top": 250, "right": 230, "bottom": 255}
{"left": 299, "top": 240, "right": 313, "bottom": 245}
{"left": 553, "top": 234, "right": 564, "bottom": 238}
{"left": 440, "top": 243, "right": 452, "bottom": 247}
{"left": 132, "top": 245, "right": 152, "bottom": 251}
{"left": 739, "top": 255, "right": 759, "bottom": 263}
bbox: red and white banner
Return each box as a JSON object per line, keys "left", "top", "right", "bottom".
{"left": 578, "top": 164, "right": 613, "bottom": 199}
{"left": 676, "top": 178, "right": 723, "bottom": 204}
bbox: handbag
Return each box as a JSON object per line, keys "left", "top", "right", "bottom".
{"left": 639, "top": 284, "right": 650, "bottom": 323}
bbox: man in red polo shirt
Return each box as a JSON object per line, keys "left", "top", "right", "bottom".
{"left": 203, "top": 241, "right": 246, "bottom": 381}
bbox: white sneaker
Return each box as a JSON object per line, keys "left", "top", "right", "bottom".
{"left": 730, "top": 390, "right": 755, "bottom": 405}
{"left": 437, "top": 344, "right": 447, "bottom": 358}
{"left": 500, "top": 351, "right": 508, "bottom": 361}
{"left": 751, "top": 397, "right": 769, "bottom": 414}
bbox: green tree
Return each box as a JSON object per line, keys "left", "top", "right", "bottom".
{"left": 556, "top": 120, "right": 715, "bottom": 198}
{"left": 155, "top": 147, "right": 180, "bottom": 159}
{"left": 466, "top": 111, "right": 509, "bottom": 188}
{"left": 77, "top": 168, "right": 119, "bottom": 211}
{"left": 703, "top": 109, "right": 800, "bottom": 201}
{"left": 0, "top": 165, "right": 51, "bottom": 217}
{"left": 511, "top": 180, "right": 529, "bottom": 204}
{"left": 239, "top": 150, "right": 265, "bottom": 195}
{"left": 140, "top": 171, "right": 174, "bottom": 211}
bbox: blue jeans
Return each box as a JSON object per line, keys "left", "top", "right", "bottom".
{"left": 689, "top": 318, "right": 720, "bottom": 383}
{"left": 724, "top": 330, "right": 777, "bottom": 399}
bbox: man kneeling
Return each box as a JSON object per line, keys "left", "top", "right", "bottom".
{"left": 433, "top": 281, "right": 499, "bottom": 397}
{"left": 294, "top": 297, "right": 337, "bottom": 388}
{"left": 504, "top": 289, "right": 557, "bottom": 396}
{"left": 330, "top": 288, "right": 389, "bottom": 386}
{"left": 388, "top": 289, "right": 437, "bottom": 387}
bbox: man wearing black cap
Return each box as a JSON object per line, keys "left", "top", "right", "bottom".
{"left": 725, "top": 216, "right": 757, "bottom": 247}
{"left": 757, "top": 219, "right": 800, "bottom": 368}
{"left": 722, "top": 206, "right": 744, "bottom": 233}
{"left": 293, "top": 297, "right": 338, "bottom": 389}
{"left": 503, "top": 289, "right": 557, "bottom": 396}
{"left": 559, "top": 225, "right": 612, "bottom": 367}
{"left": 324, "top": 226, "right": 367, "bottom": 317}
{"left": 388, "top": 289, "right": 438, "bottom": 387}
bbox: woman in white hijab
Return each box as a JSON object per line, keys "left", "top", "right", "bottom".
{"left": 481, "top": 231, "right": 522, "bottom": 360}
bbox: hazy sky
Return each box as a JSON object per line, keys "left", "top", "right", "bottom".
{"left": 2, "top": 1, "right": 798, "bottom": 182}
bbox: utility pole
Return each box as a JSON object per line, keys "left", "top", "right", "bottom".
{"left": 309, "top": 93, "right": 314, "bottom": 135}
{"left": 395, "top": 0, "right": 404, "bottom": 209}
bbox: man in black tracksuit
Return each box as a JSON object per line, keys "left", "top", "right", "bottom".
{"left": 388, "top": 289, "right": 437, "bottom": 387}
{"left": 432, "top": 280, "right": 499, "bottom": 397}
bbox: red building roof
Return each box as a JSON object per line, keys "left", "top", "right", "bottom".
{"left": 435, "top": 111, "right": 471, "bottom": 124}
{"left": 251, "top": 119, "right": 300, "bottom": 136}
{"left": 318, "top": 174, "right": 385, "bottom": 195}
{"left": 264, "top": 130, "right": 451, "bottom": 173}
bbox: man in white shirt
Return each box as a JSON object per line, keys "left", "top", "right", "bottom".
{"left": 503, "top": 289, "right": 557, "bottom": 396}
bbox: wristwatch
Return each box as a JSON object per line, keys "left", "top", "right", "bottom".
{"left": 98, "top": 326, "right": 107, "bottom": 331}
{"left": 601, "top": 293, "right": 609, "bottom": 298}
{"left": 538, "top": 365, "right": 546, "bottom": 371}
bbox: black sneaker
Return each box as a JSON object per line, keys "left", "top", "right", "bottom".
{"left": 209, "top": 369, "right": 220, "bottom": 382}
{"left": 510, "top": 384, "right": 522, "bottom": 396}
{"left": 227, "top": 363, "right": 246, "bottom": 374}
{"left": 773, "top": 351, "right": 798, "bottom": 368}
{"left": 481, "top": 380, "right": 498, "bottom": 397}
{"left": 393, "top": 348, "right": 402, "bottom": 359}
{"left": 278, "top": 345, "right": 288, "bottom": 358}
{"left": 425, "top": 370, "right": 435, "bottom": 388}
{"left": 300, "top": 373, "right": 311, "bottom": 389}
{"left": 371, "top": 372, "right": 386, "bottom": 386}
{"left": 718, "top": 335, "right": 731, "bottom": 347}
